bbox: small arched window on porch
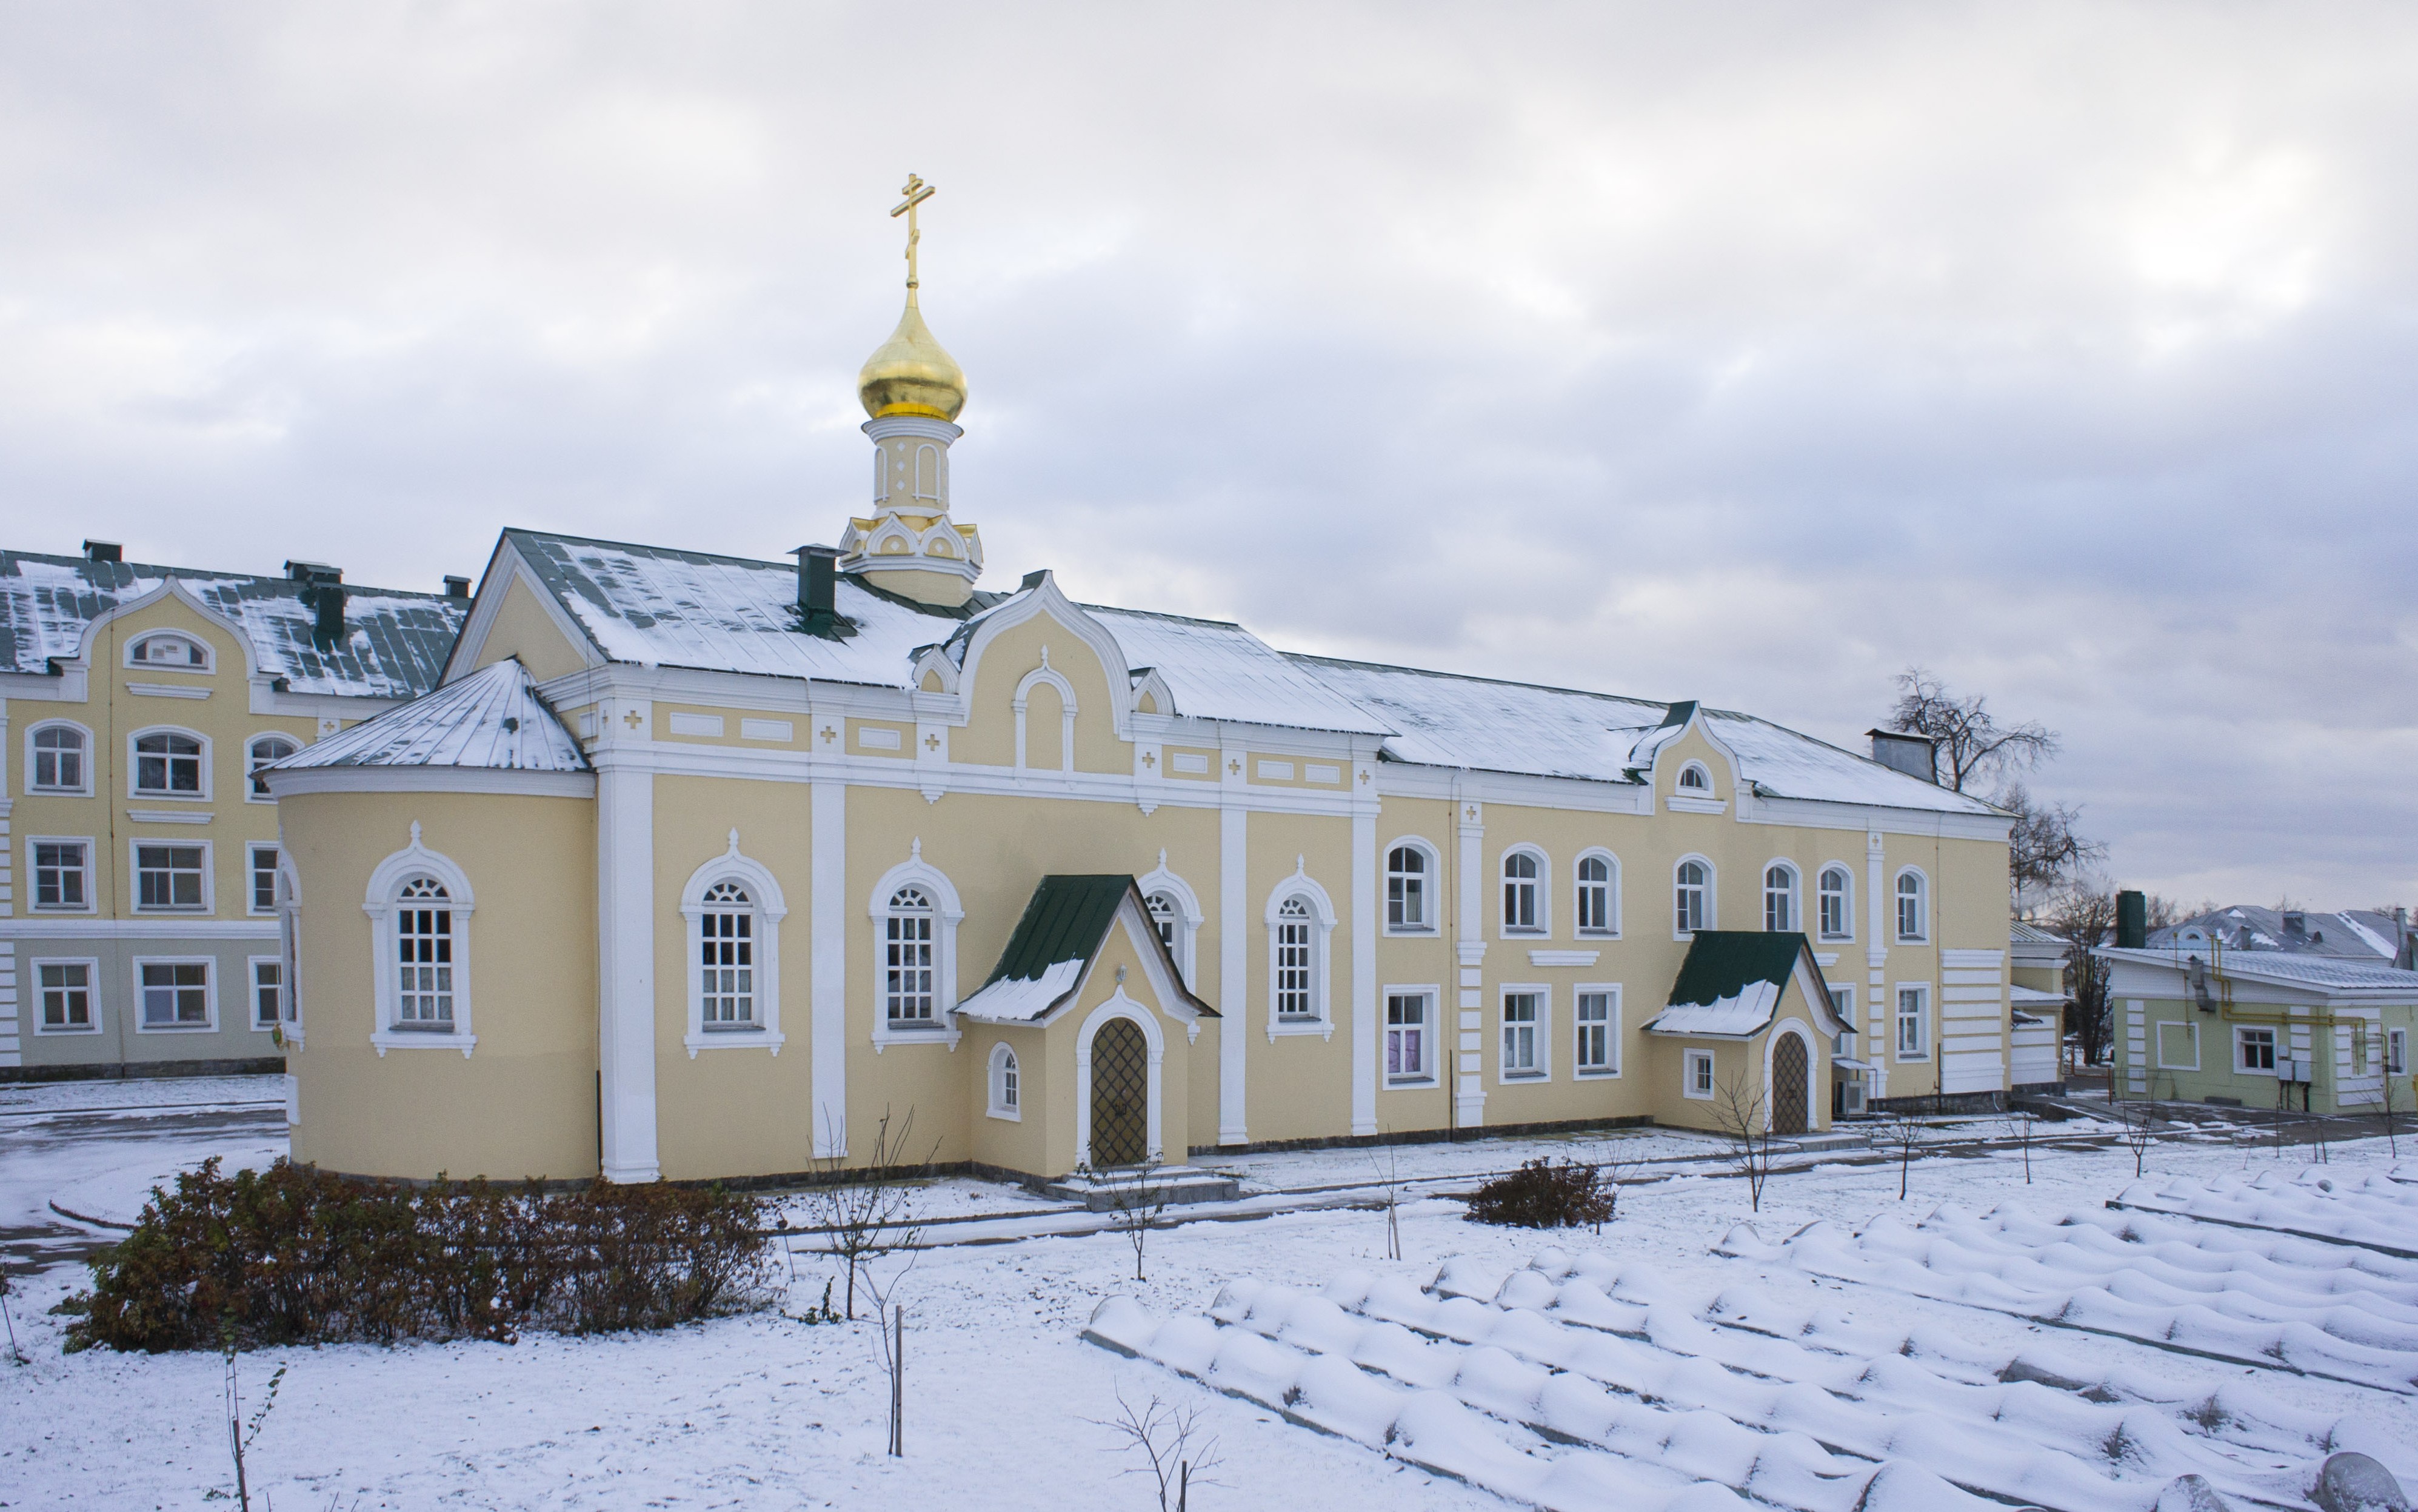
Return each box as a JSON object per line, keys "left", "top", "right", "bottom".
{"left": 987, "top": 1042, "right": 1020, "bottom": 1121}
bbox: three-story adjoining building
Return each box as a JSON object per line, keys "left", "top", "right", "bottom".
{"left": 264, "top": 204, "right": 2019, "bottom": 1184}
{"left": 0, "top": 545, "right": 469, "bottom": 1077}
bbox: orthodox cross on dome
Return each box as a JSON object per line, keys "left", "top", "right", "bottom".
{"left": 892, "top": 174, "right": 936, "bottom": 291}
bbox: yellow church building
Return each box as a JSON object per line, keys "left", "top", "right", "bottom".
{"left": 266, "top": 187, "right": 2016, "bottom": 1185}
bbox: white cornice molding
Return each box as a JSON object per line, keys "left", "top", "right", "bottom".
{"left": 0, "top": 918, "right": 279, "bottom": 939}
{"left": 265, "top": 767, "right": 598, "bottom": 799}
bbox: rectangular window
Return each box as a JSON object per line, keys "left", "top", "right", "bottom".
{"left": 250, "top": 845, "right": 279, "bottom": 914}
{"left": 1385, "top": 993, "right": 1431, "bottom": 1084}
{"left": 2154, "top": 1019, "right": 2199, "bottom": 1071}
{"left": 1685, "top": 1048, "right": 1715, "bottom": 1099}
{"left": 1828, "top": 986, "right": 1854, "bottom": 1022}
{"left": 33, "top": 841, "right": 90, "bottom": 910}
{"left": 1894, "top": 985, "right": 1929, "bottom": 1061}
{"left": 1501, "top": 991, "right": 1543, "bottom": 1078}
{"left": 884, "top": 909, "right": 935, "bottom": 1025}
{"left": 1818, "top": 871, "right": 1849, "bottom": 939}
{"left": 36, "top": 961, "right": 96, "bottom": 1032}
{"left": 1275, "top": 908, "right": 1315, "bottom": 1019}
{"left": 32, "top": 727, "right": 86, "bottom": 791}
{"left": 136, "top": 844, "right": 207, "bottom": 911}
{"left": 2237, "top": 1026, "right": 2276, "bottom": 1073}
{"left": 251, "top": 959, "right": 282, "bottom": 1029}
{"left": 1386, "top": 848, "right": 1429, "bottom": 931}
{"left": 700, "top": 910, "right": 755, "bottom": 1027}
{"left": 139, "top": 961, "right": 212, "bottom": 1029}
{"left": 397, "top": 898, "right": 455, "bottom": 1027}
{"left": 1575, "top": 989, "right": 1617, "bottom": 1076}
{"left": 1577, "top": 870, "right": 1612, "bottom": 934}
{"left": 2391, "top": 1028, "right": 2408, "bottom": 1077}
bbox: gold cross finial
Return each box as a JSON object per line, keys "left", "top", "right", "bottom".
{"left": 891, "top": 174, "right": 936, "bottom": 291}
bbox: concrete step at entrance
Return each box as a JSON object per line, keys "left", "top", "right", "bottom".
{"left": 1042, "top": 1167, "right": 1242, "bottom": 1211}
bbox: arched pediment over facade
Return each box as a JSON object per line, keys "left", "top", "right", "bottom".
{"left": 943, "top": 573, "right": 1138, "bottom": 774}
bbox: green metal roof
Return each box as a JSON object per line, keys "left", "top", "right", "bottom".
{"left": 979, "top": 875, "right": 1217, "bottom": 1016}
{"left": 1667, "top": 930, "right": 1810, "bottom": 1007}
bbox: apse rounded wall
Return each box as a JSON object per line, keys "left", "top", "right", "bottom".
{"left": 279, "top": 787, "right": 599, "bottom": 1182}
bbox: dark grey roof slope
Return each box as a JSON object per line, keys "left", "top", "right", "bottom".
{"left": 2152, "top": 905, "right": 2412, "bottom": 963}
{"left": 0, "top": 548, "right": 466, "bottom": 699}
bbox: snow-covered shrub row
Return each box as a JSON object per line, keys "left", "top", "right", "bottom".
{"left": 2110, "top": 1166, "right": 2418, "bottom": 1257}
{"left": 1087, "top": 1246, "right": 2403, "bottom": 1511}
{"left": 1720, "top": 1201, "right": 2418, "bottom": 1393}
{"left": 65, "top": 1157, "right": 775, "bottom": 1351}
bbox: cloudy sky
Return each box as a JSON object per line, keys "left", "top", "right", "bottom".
{"left": 3, "top": 3, "right": 2412, "bottom": 908}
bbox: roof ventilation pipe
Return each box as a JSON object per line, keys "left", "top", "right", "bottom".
{"left": 443, "top": 576, "right": 472, "bottom": 599}
{"left": 790, "top": 544, "right": 852, "bottom": 639}
{"left": 2116, "top": 890, "right": 2147, "bottom": 950}
{"left": 1865, "top": 730, "right": 1939, "bottom": 784}
{"left": 2397, "top": 907, "right": 2416, "bottom": 970}
{"left": 81, "top": 539, "right": 122, "bottom": 562}
{"left": 285, "top": 560, "right": 346, "bottom": 643}
{"left": 2282, "top": 910, "right": 2306, "bottom": 938}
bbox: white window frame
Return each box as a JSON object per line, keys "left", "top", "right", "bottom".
{"left": 1894, "top": 982, "right": 1931, "bottom": 1062}
{"left": 245, "top": 733, "right": 300, "bottom": 802}
{"left": 1136, "top": 853, "right": 1204, "bottom": 986}
{"left": 1574, "top": 850, "right": 1619, "bottom": 938}
{"left": 2235, "top": 1025, "right": 2277, "bottom": 1075}
{"left": 1677, "top": 761, "right": 1712, "bottom": 793}
{"left": 987, "top": 1041, "right": 1021, "bottom": 1121}
{"left": 124, "top": 630, "right": 213, "bottom": 673}
{"left": 868, "top": 844, "right": 964, "bottom": 1050}
{"left": 127, "top": 724, "right": 212, "bottom": 802}
{"left": 680, "top": 834, "right": 787, "bottom": 1057}
{"left": 1673, "top": 855, "right": 1715, "bottom": 938}
{"left": 25, "top": 719, "right": 94, "bottom": 796}
{"left": 1762, "top": 861, "right": 1800, "bottom": 933}
{"left": 1383, "top": 838, "right": 1440, "bottom": 936}
{"left": 2154, "top": 1019, "right": 2200, "bottom": 1071}
{"left": 1011, "top": 658, "right": 1078, "bottom": 774}
{"left": 2391, "top": 1027, "right": 2408, "bottom": 1077}
{"left": 246, "top": 954, "right": 283, "bottom": 1032}
{"left": 31, "top": 957, "right": 102, "bottom": 1035}
{"left": 1383, "top": 986, "right": 1438, "bottom": 1087}
{"left": 1498, "top": 984, "right": 1549, "bottom": 1083}
{"left": 1264, "top": 866, "right": 1338, "bottom": 1041}
{"left": 363, "top": 824, "right": 477, "bottom": 1057}
{"left": 130, "top": 837, "right": 213, "bottom": 914}
{"left": 1498, "top": 845, "right": 1548, "bottom": 938}
{"left": 247, "top": 843, "right": 280, "bottom": 917}
{"left": 1817, "top": 864, "right": 1854, "bottom": 941}
{"left": 275, "top": 858, "right": 304, "bottom": 1043}
{"left": 27, "top": 836, "right": 96, "bottom": 914}
{"left": 132, "top": 955, "right": 216, "bottom": 1034}
{"left": 1574, "top": 984, "right": 1620, "bottom": 1077}
{"left": 1894, "top": 868, "right": 1929, "bottom": 944}
{"left": 1684, "top": 1048, "right": 1716, "bottom": 1100}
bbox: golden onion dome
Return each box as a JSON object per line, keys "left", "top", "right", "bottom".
{"left": 856, "top": 294, "right": 967, "bottom": 421}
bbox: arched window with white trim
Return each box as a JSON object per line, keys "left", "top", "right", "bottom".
{"left": 1575, "top": 851, "right": 1618, "bottom": 936}
{"left": 274, "top": 859, "right": 303, "bottom": 1042}
{"left": 680, "top": 838, "right": 788, "bottom": 1056}
{"left": 987, "top": 1042, "right": 1021, "bottom": 1120}
{"left": 364, "top": 825, "right": 476, "bottom": 1056}
{"left": 1817, "top": 865, "right": 1853, "bottom": 941}
{"left": 1895, "top": 869, "right": 1929, "bottom": 942}
{"left": 1386, "top": 842, "right": 1437, "bottom": 933}
{"left": 1674, "top": 857, "right": 1713, "bottom": 936}
{"left": 1500, "top": 847, "right": 1547, "bottom": 936}
{"left": 1677, "top": 761, "right": 1712, "bottom": 794}
{"left": 1763, "top": 863, "right": 1799, "bottom": 933}
{"left": 126, "top": 631, "right": 210, "bottom": 671}
{"left": 28, "top": 721, "right": 91, "bottom": 794}
{"left": 248, "top": 734, "right": 298, "bottom": 799}
{"left": 868, "top": 844, "right": 964, "bottom": 1048}
{"left": 1264, "top": 868, "right": 1337, "bottom": 1040}
{"left": 1136, "top": 853, "right": 1203, "bottom": 987}
{"left": 130, "top": 728, "right": 207, "bottom": 798}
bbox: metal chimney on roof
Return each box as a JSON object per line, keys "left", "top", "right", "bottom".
{"left": 2282, "top": 910, "right": 2306, "bottom": 937}
{"left": 2116, "top": 890, "right": 2147, "bottom": 949}
{"left": 81, "top": 539, "right": 121, "bottom": 562}
{"left": 790, "top": 544, "right": 852, "bottom": 639}
{"left": 443, "top": 576, "right": 472, "bottom": 598}
{"left": 1866, "top": 730, "right": 1938, "bottom": 784}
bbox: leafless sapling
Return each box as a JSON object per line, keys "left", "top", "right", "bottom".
{"left": 1592, "top": 1134, "right": 1640, "bottom": 1231}
{"left": 0, "top": 1268, "right": 24, "bottom": 1365}
{"left": 2116, "top": 1097, "right": 2161, "bottom": 1178}
{"left": 1371, "top": 1137, "right": 1407, "bottom": 1259}
{"left": 1872, "top": 1110, "right": 1928, "bottom": 1201}
{"left": 813, "top": 1104, "right": 934, "bottom": 1320}
{"left": 1092, "top": 1388, "right": 1225, "bottom": 1512}
{"left": 1087, "top": 1161, "right": 1172, "bottom": 1284}
{"left": 219, "top": 1316, "right": 285, "bottom": 1512}
{"left": 1999, "top": 1107, "right": 2038, "bottom": 1184}
{"left": 1710, "top": 1071, "right": 1778, "bottom": 1213}
{"left": 2383, "top": 1069, "right": 2411, "bottom": 1159}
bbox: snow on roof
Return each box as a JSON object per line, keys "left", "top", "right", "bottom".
{"left": 0, "top": 549, "right": 466, "bottom": 699}
{"left": 1090, "top": 607, "right": 1392, "bottom": 736}
{"left": 2152, "top": 905, "right": 2409, "bottom": 962}
{"left": 2100, "top": 945, "right": 2418, "bottom": 996}
{"left": 2009, "top": 921, "right": 2065, "bottom": 945}
{"left": 273, "top": 658, "right": 587, "bottom": 773}
{"left": 955, "top": 958, "right": 1084, "bottom": 1024}
{"left": 2009, "top": 984, "right": 2069, "bottom": 1007}
{"left": 1646, "top": 980, "right": 1781, "bottom": 1037}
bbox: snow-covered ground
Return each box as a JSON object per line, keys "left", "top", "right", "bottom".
{"left": 2, "top": 1077, "right": 2414, "bottom": 1510}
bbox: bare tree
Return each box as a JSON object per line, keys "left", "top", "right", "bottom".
{"left": 2115, "top": 1097, "right": 2160, "bottom": 1178}
{"left": 1999, "top": 783, "right": 2106, "bottom": 902}
{"left": 1999, "top": 1107, "right": 2039, "bottom": 1185}
{"left": 2383, "top": 1065, "right": 2410, "bottom": 1159}
{"left": 1887, "top": 668, "right": 2059, "bottom": 794}
{"left": 814, "top": 1105, "right": 935, "bottom": 1320}
{"left": 1371, "top": 1139, "right": 1407, "bottom": 1261}
{"left": 1709, "top": 1071, "right": 1779, "bottom": 1213}
{"left": 0, "top": 1268, "right": 25, "bottom": 1365}
{"left": 1593, "top": 1135, "right": 1640, "bottom": 1231}
{"left": 1092, "top": 1389, "right": 1225, "bottom": 1512}
{"left": 218, "top": 1318, "right": 285, "bottom": 1512}
{"left": 1871, "top": 1110, "right": 1927, "bottom": 1201}
{"left": 2043, "top": 889, "right": 2116, "bottom": 1070}
{"left": 1086, "top": 1161, "right": 1172, "bottom": 1284}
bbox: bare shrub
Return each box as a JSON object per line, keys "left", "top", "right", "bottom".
{"left": 1083, "top": 1161, "right": 1172, "bottom": 1284}
{"left": 813, "top": 1105, "right": 935, "bottom": 1321}
{"left": 2116, "top": 1098, "right": 2161, "bottom": 1177}
{"left": 1708, "top": 1073, "right": 1779, "bottom": 1213}
{"left": 1092, "top": 1388, "right": 1224, "bottom": 1511}
{"left": 1871, "top": 1111, "right": 1928, "bottom": 1201}
{"left": 1463, "top": 1159, "right": 1613, "bottom": 1231}
{"left": 2000, "top": 1107, "right": 2039, "bottom": 1184}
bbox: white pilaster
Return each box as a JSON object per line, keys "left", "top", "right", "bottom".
{"left": 1218, "top": 801, "right": 1248, "bottom": 1144}
{"left": 1350, "top": 807, "right": 1377, "bottom": 1136}
{"left": 811, "top": 779, "right": 849, "bottom": 1159}
{"left": 1454, "top": 796, "right": 1486, "bottom": 1129}
{"left": 595, "top": 759, "right": 659, "bottom": 1182}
